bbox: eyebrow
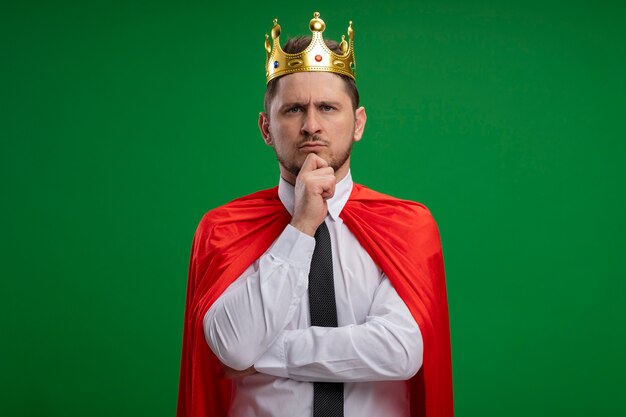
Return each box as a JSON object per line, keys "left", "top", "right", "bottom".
{"left": 318, "top": 101, "right": 342, "bottom": 108}
{"left": 278, "top": 100, "right": 343, "bottom": 111}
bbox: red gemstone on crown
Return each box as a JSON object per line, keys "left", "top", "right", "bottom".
{"left": 315, "top": 55, "right": 322, "bottom": 62}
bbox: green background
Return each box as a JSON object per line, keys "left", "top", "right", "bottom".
{"left": 2, "top": 0, "right": 625, "bottom": 415}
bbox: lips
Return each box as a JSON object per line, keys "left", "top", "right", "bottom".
{"left": 300, "top": 142, "right": 326, "bottom": 152}
{"left": 299, "top": 141, "right": 328, "bottom": 150}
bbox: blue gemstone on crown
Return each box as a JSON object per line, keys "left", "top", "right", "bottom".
{"left": 274, "top": 61, "right": 279, "bottom": 68}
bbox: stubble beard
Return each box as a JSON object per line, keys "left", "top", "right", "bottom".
{"left": 275, "top": 134, "right": 354, "bottom": 178}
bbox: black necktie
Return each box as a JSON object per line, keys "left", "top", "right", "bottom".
{"left": 308, "top": 221, "right": 343, "bottom": 417}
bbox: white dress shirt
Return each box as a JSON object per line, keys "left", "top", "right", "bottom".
{"left": 204, "top": 171, "right": 423, "bottom": 417}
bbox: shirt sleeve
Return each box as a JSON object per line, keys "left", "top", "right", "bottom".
{"left": 203, "top": 224, "right": 316, "bottom": 370}
{"left": 254, "top": 274, "right": 423, "bottom": 382}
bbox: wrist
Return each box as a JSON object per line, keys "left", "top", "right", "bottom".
{"left": 289, "top": 219, "right": 317, "bottom": 237}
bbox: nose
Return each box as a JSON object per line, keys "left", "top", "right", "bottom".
{"left": 300, "top": 109, "right": 322, "bottom": 136}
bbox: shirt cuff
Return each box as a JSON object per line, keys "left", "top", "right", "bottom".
{"left": 254, "top": 331, "right": 289, "bottom": 378}
{"left": 268, "top": 224, "right": 316, "bottom": 268}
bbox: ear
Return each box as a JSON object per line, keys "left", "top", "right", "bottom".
{"left": 353, "top": 106, "right": 367, "bottom": 143}
{"left": 258, "top": 112, "right": 272, "bottom": 145}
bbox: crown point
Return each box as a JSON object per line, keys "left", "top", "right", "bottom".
{"left": 271, "top": 20, "right": 281, "bottom": 39}
{"left": 265, "top": 34, "right": 271, "bottom": 55}
{"left": 310, "top": 12, "right": 325, "bottom": 32}
{"left": 339, "top": 35, "right": 348, "bottom": 54}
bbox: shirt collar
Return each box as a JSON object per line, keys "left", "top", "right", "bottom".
{"left": 278, "top": 170, "right": 354, "bottom": 221}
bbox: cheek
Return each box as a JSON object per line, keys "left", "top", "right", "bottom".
{"left": 334, "top": 119, "right": 356, "bottom": 142}
{"left": 272, "top": 138, "right": 295, "bottom": 157}
{"left": 272, "top": 120, "right": 299, "bottom": 140}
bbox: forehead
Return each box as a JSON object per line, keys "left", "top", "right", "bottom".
{"left": 274, "top": 72, "right": 350, "bottom": 103}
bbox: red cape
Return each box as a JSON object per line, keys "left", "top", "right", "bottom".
{"left": 177, "top": 184, "right": 453, "bottom": 417}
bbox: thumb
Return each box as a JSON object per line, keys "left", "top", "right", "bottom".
{"left": 300, "top": 153, "right": 329, "bottom": 174}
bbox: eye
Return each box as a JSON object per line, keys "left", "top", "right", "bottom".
{"left": 321, "top": 105, "right": 334, "bottom": 112}
{"left": 286, "top": 106, "right": 302, "bottom": 114}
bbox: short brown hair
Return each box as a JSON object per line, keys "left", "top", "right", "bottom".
{"left": 264, "top": 36, "right": 360, "bottom": 115}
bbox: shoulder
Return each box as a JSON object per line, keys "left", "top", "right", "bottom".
{"left": 349, "top": 183, "right": 437, "bottom": 227}
{"left": 195, "top": 186, "right": 283, "bottom": 237}
{"left": 343, "top": 183, "right": 443, "bottom": 257}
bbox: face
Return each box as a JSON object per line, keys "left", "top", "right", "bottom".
{"left": 259, "top": 72, "right": 366, "bottom": 184}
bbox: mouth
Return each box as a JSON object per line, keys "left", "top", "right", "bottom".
{"left": 299, "top": 142, "right": 328, "bottom": 151}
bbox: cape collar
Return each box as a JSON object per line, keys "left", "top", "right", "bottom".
{"left": 278, "top": 170, "right": 354, "bottom": 221}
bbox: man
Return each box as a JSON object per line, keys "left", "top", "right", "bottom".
{"left": 178, "top": 12, "right": 453, "bottom": 417}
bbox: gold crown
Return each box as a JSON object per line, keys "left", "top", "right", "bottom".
{"left": 265, "top": 12, "right": 355, "bottom": 84}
